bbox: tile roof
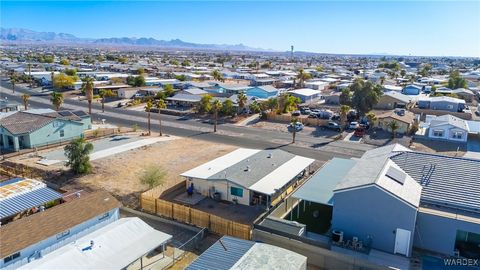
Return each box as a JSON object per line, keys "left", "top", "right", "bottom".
{"left": 0, "top": 111, "right": 54, "bottom": 135}
{"left": 0, "top": 190, "right": 121, "bottom": 258}
{"left": 391, "top": 151, "right": 480, "bottom": 214}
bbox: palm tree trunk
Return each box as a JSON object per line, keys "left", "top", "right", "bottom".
{"left": 88, "top": 100, "right": 92, "bottom": 114}
{"left": 24, "top": 102, "right": 28, "bottom": 110}
{"left": 102, "top": 97, "right": 105, "bottom": 113}
{"left": 292, "top": 130, "right": 296, "bottom": 143}
{"left": 158, "top": 111, "right": 162, "bottom": 136}
{"left": 147, "top": 112, "right": 151, "bottom": 136}
{"left": 214, "top": 111, "right": 218, "bottom": 132}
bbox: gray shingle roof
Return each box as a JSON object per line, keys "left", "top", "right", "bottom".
{"left": 391, "top": 151, "right": 480, "bottom": 214}
{"left": 209, "top": 149, "right": 296, "bottom": 188}
{"left": 429, "top": 114, "right": 469, "bottom": 131}
{"left": 0, "top": 111, "right": 54, "bottom": 135}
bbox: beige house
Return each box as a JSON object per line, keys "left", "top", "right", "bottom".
{"left": 374, "top": 91, "right": 412, "bottom": 110}
{"left": 375, "top": 110, "right": 416, "bottom": 134}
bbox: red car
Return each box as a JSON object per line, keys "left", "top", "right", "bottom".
{"left": 354, "top": 127, "right": 366, "bottom": 137}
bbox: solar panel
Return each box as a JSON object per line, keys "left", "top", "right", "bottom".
{"left": 58, "top": 110, "right": 74, "bottom": 117}
{"left": 386, "top": 166, "right": 406, "bottom": 185}
{"left": 73, "top": 110, "right": 88, "bottom": 117}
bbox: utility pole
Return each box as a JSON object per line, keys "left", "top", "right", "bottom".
{"left": 291, "top": 45, "right": 294, "bottom": 60}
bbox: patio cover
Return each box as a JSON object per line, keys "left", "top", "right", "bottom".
{"left": 19, "top": 217, "right": 172, "bottom": 270}
{"left": 292, "top": 158, "right": 357, "bottom": 205}
{"left": 248, "top": 156, "right": 315, "bottom": 195}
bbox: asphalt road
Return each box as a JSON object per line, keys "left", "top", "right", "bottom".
{"left": 0, "top": 80, "right": 371, "bottom": 161}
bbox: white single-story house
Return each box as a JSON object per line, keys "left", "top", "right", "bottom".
{"left": 426, "top": 115, "right": 469, "bottom": 142}
{"left": 180, "top": 148, "right": 314, "bottom": 208}
{"left": 288, "top": 88, "right": 322, "bottom": 104}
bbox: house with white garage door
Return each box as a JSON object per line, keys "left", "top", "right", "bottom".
{"left": 180, "top": 148, "right": 314, "bottom": 208}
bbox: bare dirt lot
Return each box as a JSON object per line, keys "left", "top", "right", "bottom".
{"left": 10, "top": 137, "right": 236, "bottom": 208}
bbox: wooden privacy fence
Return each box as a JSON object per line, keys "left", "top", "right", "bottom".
{"left": 266, "top": 113, "right": 329, "bottom": 126}
{"left": 140, "top": 193, "right": 252, "bottom": 240}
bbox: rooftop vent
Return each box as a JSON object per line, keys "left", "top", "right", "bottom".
{"left": 267, "top": 153, "right": 272, "bottom": 158}
{"left": 245, "top": 165, "right": 251, "bottom": 172}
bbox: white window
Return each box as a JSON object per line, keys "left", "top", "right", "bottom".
{"left": 447, "top": 105, "right": 453, "bottom": 109}
{"left": 56, "top": 230, "right": 70, "bottom": 240}
{"left": 433, "top": 130, "right": 444, "bottom": 137}
{"left": 452, "top": 131, "right": 463, "bottom": 139}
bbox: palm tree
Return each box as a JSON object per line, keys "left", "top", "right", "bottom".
{"left": 212, "top": 100, "right": 222, "bottom": 133}
{"left": 237, "top": 92, "right": 248, "bottom": 114}
{"left": 50, "top": 71, "right": 55, "bottom": 89}
{"left": 156, "top": 99, "right": 167, "bottom": 136}
{"left": 290, "top": 117, "right": 298, "bottom": 143}
{"left": 388, "top": 120, "right": 399, "bottom": 139}
{"left": 83, "top": 77, "right": 94, "bottom": 114}
{"left": 9, "top": 73, "right": 18, "bottom": 93}
{"left": 211, "top": 70, "right": 223, "bottom": 81}
{"left": 145, "top": 100, "right": 153, "bottom": 136}
{"left": 50, "top": 92, "right": 64, "bottom": 111}
{"left": 99, "top": 89, "right": 114, "bottom": 113}
{"left": 340, "top": 105, "right": 350, "bottom": 131}
{"left": 296, "top": 69, "right": 311, "bottom": 88}
{"left": 365, "top": 112, "right": 377, "bottom": 129}
{"left": 21, "top": 94, "right": 30, "bottom": 110}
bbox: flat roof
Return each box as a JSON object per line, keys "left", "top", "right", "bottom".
{"left": 249, "top": 155, "right": 314, "bottom": 195}
{"left": 293, "top": 158, "right": 357, "bottom": 205}
{"left": 19, "top": 217, "right": 172, "bottom": 270}
{"left": 180, "top": 148, "right": 260, "bottom": 179}
{"left": 288, "top": 88, "right": 321, "bottom": 97}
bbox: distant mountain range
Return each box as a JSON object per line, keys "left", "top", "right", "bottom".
{"left": 0, "top": 28, "right": 267, "bottom": 51}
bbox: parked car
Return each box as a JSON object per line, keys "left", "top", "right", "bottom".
{"left": 308, "top": 113, "right": 318, "bottom": 118}
{"left": 354, "top": 127, "right": 366, "bottom": 137}
{"left": 349, "top": 121, "right": 359, "bottom": 130}
{"left": 288, "top": 122, "right": 304, "bottom": 132}
{"left": 291, "top": 110, "right": 301, "bottom": 117}
{"left": 322, "top": 122, "right": 341, "bottom": 132}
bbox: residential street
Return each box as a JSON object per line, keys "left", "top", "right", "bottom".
{"left": 0, "top": 81, "right": 373, "bottom": 161}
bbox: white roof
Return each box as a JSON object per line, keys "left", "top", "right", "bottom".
{"left": 288, "top": 88, "right": 321, "bottom": 97}
{"left": 180, "top": 148, "right": 260, "bottom": 179}
{"left": 19, "top": 217, "right": 172, "bottom": 270}
{"left": 249, "top": 156, "right": 314, "bottom": 195}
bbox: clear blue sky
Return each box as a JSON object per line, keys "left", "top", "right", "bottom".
{"left": 1, "top": 1, "right": 479, "bottom": 57}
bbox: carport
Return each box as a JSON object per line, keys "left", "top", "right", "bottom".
{"left": 465, "top": 121, "right": 480, "bottom": 159}
{"left": 290, "top": 158, "right": 357, "bottom": 234}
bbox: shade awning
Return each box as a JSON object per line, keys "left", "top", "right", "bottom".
{"left": 0, "top": 187, "right": 62, "bottom": 219}
{"left": 249, "top": 156, "right": 314, "bottom": 195}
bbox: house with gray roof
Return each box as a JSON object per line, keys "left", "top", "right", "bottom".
{"left": 180, "top": 148, "right": 314, "bottom": 207}
{"left": 426, "top": 114, "right": 469, "bottom": 142}
{"left": 290, "top": 144, "right": 480, "bottom": 258}
{"left": 0, "top": 109, "right": 91, "bottom": 152}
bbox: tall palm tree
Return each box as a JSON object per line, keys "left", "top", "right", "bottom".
{"left": 296, "top": 69, "right": 311, "bottom": 88}
{"left": 237, "top": 92, "right": 248, "bottom": 114}
{"left": 156, "top": 99, "right": 167, "bottom": 136}
{"left": 212, "top": 100, "right": 222, "bottom": 133}
{"left": 99, "top": 89, "right": 114, "bottom": 113}
{"left": 50, "top": 71, "right": 55, "bottom": 89}
{"left": 365, "top": 112, "right": 377, "bottom": 129}
{"left": 145, "top": 100, "right": 153, "bottom": 136}
{"left": 83, "top": 77, "right": 94, "bottom": 114}
{"left": 50, "top": 92, "right": 64, "bottom": 111}
{"left": 22, "top": 94, "right": 30, "bottom": 110}
{"left": 340, "top": 105, "right": 350, "bottom": 131}
{"left": 388, "top": 120, "right": 399, "bottom": 139}
{"left": 290, "top": 117, "right": 298, "bottom": 143}
{"left": 9, "top": 73, "right": 18, "bottom": 93}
